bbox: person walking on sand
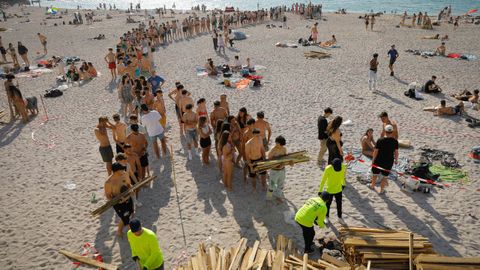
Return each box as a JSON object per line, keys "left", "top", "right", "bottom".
{"left": 295, "top": 192, "right": 329, "bottom": 254}
{"left": 105, "top": 48, "right": 117, "bottom": 80}
{"left": 37, "top": 33, "right": 47, "bottom": 55}
{"left": 127, "top": 218, "right": 165, "bottom": 270}
{"left": 318, "top": 158, "right": 346, "bottom": 224}
{"left": 141, "top": 104, "right": 167, "bottom": 159}
{"left": 370, "top": 125, "right": 398, "bottom": 194}
{"left": 387, "top": 45, "right": 399, "bottom": 76}
{"left": 217, "top": 33, "right": 225, "bottom": 54}
{"left": 364, "top": 15, "right": 369, "bottom": 30}
{"left": 0, "top": 36, "right": 7, "bottom": 63}
{"left": 104, "top": 162, "right": 134, "bottom": 236}
{"left": 17, "top": 42, "right": 29, "bottom": 68}
{"left": 370, "top": 15, "right": 375, "bottom": 30}
{"left": 311, "top": 22, "right": 318, "bottom": 43}
{"left": 317, "top": 107, "right": 333, "bottom": 166}
{"left": 95, "top": 116, "right": 115, "bottom": 175}
{"left": 369, "top": 53, "right": 379, "bottom": 92}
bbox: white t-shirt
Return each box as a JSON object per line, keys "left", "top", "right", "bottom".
{"left": 141, "top": 111, "right": 164, "bottom": 137}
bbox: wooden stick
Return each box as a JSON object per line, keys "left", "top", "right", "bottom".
{"left": 409, "top": 232, "right": 414, "bottom": 270}
{"left": 59, "top": 249, "right": 118, "bottom": 270}
{"left": 366, "top": 260, "right": 371, "bottom": 270}
{"left": 40, "top": 95, "right": 48, "bottom": 121}
{"left": 302, "top": 254, "right": 308, "bottom": 270}
{"left": 91, "top": 175, "right": 156, "bottom": 216}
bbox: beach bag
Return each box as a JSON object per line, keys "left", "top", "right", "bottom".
{"left": 253, "top": 79, "right": 261, "bottom": 87}
{"left": 44, "top": 89, "right": 63, "bottom": 98}
{"left": 411, "top": 163, "right": 439, "bottom": 181}
{"left": 240, "top": 69, "right": 249, "bottom": 76}
{"left": 404, "top": 88, "right": 415, "bottom": 98}
{"left": 221, "top": 65, "right": 230, "bottom": 73}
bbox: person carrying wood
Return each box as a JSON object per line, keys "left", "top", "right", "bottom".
{"left": 127, "top": 218, "right": 164, "bottom": 270}
{"left": 294, "top": 192, "right": 330, "bottom": 254}
{"left": 318, "top": 158, "right": 346, "bottom": 225}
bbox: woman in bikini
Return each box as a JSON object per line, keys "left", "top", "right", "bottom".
{"left": 220, "top": 131, "right": 235, "bottom": 191}
{"left": 228, "top": 116, "right": 243, "bottom": 166}
{"left": 214, "top": 119, "right": 224, "bottom": 172}
{"left": 118, "top": 74, "right": 134, "bottom": 118}
{"left": 198, "top": 116, "right": 212, "bottom": 165}
{"left": 236, "top": 107, "right": 251, "bottom": 132}
{"left": 361, "top": 128, "right": 375, "bottom": 159}
{"left": 196, "top": 98, "right": 208, "bottom": 119}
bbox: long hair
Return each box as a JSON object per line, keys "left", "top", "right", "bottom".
{"left": 327, "top": 116, "right": 343, "bottom": 136}
{"left": 219, "top": 131, "right": 230, "bottom": 151}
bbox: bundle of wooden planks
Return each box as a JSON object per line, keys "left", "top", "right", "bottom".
{"left": 176, "top": 235, "right": 353, "bottom": 270}
{"left": 304, "top": 51, "right": 331, "bottom": 59}
{"left": 414, "top": 254, "right": 480, "bottom": 270}
{"left": 251, "top": 151, "right": 310, "bottom": 173}
{"left": 340, "top": 227, "right": 436, "bottom": 270}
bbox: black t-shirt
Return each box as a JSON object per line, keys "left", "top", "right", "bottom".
{"left": 317, "top": 116, "right": 328, "bottom": 140}
{"left": 373, "top": 137, "right": 398, "bottom": 166}
{"left": 424, "top": 80, "right": 435, "bottom": 92}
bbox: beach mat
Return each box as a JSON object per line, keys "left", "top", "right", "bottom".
{"left": 429, "top": 165, "right": 468, "bottom": 183}
{"left": 347, "top": 149, "right": 409, "bottom": 180}
{"left": 15, "top": 67, "right": 53, "bottom": 78}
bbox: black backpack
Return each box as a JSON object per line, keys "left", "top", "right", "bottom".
{"left": 44, "top": 89, "right": 63, "bottom": 98}
{"left": 404, "top": 88, "right": 415, "bottom": 98}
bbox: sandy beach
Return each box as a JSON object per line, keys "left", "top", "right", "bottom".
{"left": 0, "top": 5, "right": 479, "bottom": 269}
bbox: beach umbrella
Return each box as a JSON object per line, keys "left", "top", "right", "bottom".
{"left": 466, "top": 9, "right": 478, "bottom": 15}
{"left": 48, "top": 7, "right": 58, "bottom": 14}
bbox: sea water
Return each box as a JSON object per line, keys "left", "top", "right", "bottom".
{"left": 38, "top": 0, "right": 478, "bottom": 15}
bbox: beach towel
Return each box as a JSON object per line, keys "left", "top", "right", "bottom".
{"left": 15, "top": 67, "right": 53, "bottom": 78}
{"left": 276, "top": 42, "right": 297, "bottom": 48}
{"left": 236, "top": 79, "right": 251, "bottom": 90}
{"left": 195, "top": 66, "right": 208, "bottom": 76}
{"left": 447, "top": 53, "right": 461, "bottom": 59}
{"left": 253, "top": 65, "right": 267, "bottom": 71}
{"left": 347, "top": 149, "right": 409, "bottom": 180}
{"left": 429, "top": 165, "right": 468, "bottom": 183}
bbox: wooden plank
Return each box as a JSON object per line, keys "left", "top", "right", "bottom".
{"left": 229, "top": 238, "right": 247, "bottom": 270}
{"left": 192, "top": 256, "right": 201, "bottom": 270}
{"left": 246, "top": 241, "right": 260, "bottom": 270}
{"left": 272, "top": 250, "right": 285, "bottom": 270}
{"left": 415, "top": 263, "right": 480, "bottom": 270}
{"left": 267, "top": 250, "right": 273, "bottom": 268}
{"left": 302, "top": 254, "right": 308, "bottom": 270}
{"left": 287, "top": 256, "right": 320, "bottom": 270}
{"left": 58, "top": 249, "right": 118, "bottom": 270}
{"left": 253, "top": 249, "right": 268, "bottom": 270}
{"left": 316, "top": 259, "right": 339, "bottom": 270}
{"left": 409, "top": 233, "right": 414, "bottom": 270}
{"left": 321, "top": 254, "right": 349, "bottom": 267}
{"left": 209, "top": 246, "right": 218, "bottom": 270}
{"left": 415, "top": 254, "right": 480, "bottom": 265}
{"left": 240, "top": 247, "right": 252, "bottom": 270}
{"left": 343, "top": 238, "right": 424, "bottom": 248}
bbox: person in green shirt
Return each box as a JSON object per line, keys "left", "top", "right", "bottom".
{"left": 294, "top": 192, "right": 330, "bottom": 254}
{"left": 127, "top": 219, "right": 164, "bottom": 270}
{"left": 318, "top": 158, "right": 346, "bottom": 224}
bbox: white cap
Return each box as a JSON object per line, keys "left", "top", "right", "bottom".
{"left": 385, "top": 125, "right": 394, "bottom": 133}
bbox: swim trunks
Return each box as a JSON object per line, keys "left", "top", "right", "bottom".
{"left": 200, "top": 136, "right": 211, "bottom": 148}
{"left": 248, "top": 158, "right": 267, "bottom": 178}
{"left": 185, "top": 128, "right": 198, "bottom": 144}
{"left": 113, "top": 187, "right": 134, "bottom": 225}
{"left": 99, "top": 145, "right": 113, "bottom": 162}
{"left": 140, "top": 153, "right": 149, "bottom": 167}
{"left": 108, "top": 62, "right": 116, "bottom": 69}
{"left": 0, "top": 47, "right": 6, "bottom": 55}
{"left": 116, "top": 142, "right": 124, "bottom": 154}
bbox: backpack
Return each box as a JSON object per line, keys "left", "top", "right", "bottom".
{"left": 411, "top": 163, "right": 439, "bottom": 181}
{"left": 404, "top": 88, "right": 415, "bottom": 98}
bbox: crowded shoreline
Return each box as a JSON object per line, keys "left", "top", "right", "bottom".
{"left": 0, "top": 2, "right": 479, "bottom": 269}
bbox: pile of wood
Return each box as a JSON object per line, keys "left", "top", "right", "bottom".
{"left": 251, "top": 151, "right": 310, "bottom": 173}
{"left": 340, "top": 227, "right": 435, "bottom": 270}
{"left": 176, "top": 235, "right": 353, "bottom": 270}
{"left": 415, "top": 254, "right": 480, "bottom": 270}
{"left": 304, "top": 51, "right": 331, "bottom": 59}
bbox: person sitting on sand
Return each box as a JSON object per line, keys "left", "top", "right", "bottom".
{"left": 320, "top": 35, "right": 337, "bottom": 47}
{"left": 452, "top": 89, "right": 479, "bottom": 102}
{"left": 205, "top": 58, "right": 217, "bottom": 76}
{"left": 424, "top": 75, "right": 442, "bottom": 93}
{"left": 441, "top": 34, "right": 449, "bottom": 41}
{"left": 66, "top": 63, "right": 80, "bottom": 82}
{"left": 435, "top": 42, "right": 446, "bottom": 56}
{"left": 79, "top": 66, "right": 91, "bottom": 81}
{"left": 421, "top": 33, "right": 440, "bottom": 39}
{"left": 361, "top": 128, "right": 376, "bottom": 159}
{"left": 231, "top": 55, "right": 242, "bottom": 72}
{"left": 87, "top": 62, "right": 97, "bottom": 77}
{"left": 433, "top": 100, "right": 464, "bottom": 116}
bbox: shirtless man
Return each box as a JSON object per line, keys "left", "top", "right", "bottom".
{"left": 253, "top": 111, "right": 272, "bottom": 151}
{"left": 436, "top": 42, "right": 446, "bottom": 56}
{"left": 434, "top": 100, "right": 464, "bottom": 116}
{"left": 153, "top": 90, "right": 167, "bottom": 128}
{"left": 245, "top": 128, "right": 267, "bottom": 192}
{"left": 104, "top": 162, "right": 134, "bottom": 235}
{"left": 94, "top": 116, "right": 115, "bottom": 175}
{"left": 112, "top": 114, "right": 127, "bottom": 154}
{"left": 105, "top": 48, "right": 117, "bottom": 80}
{"left": 168, "top": 83, "right": 185, "bottom": 135}
{"left": 37, "top": 33, "right": 47, "bottom": 55}
{"left": 220, "top": 94, "right": 230, "bottom": 115}
{"left": 125, "top": 124, "right": 148, "bottom": 180}
{"left": 210, "top": 100, "right": 228, "bottom": 127}
{"left": 182, "top": 104, "right": 198, "bottom": 160}
{"left": 379, "top": 111, "right": 399, "bottom": 140}
{"left": 0, "top": 36, "right": 7, "bottom": 62}
{"left": 116, "top": 151, "right": 142, "bottom": 207}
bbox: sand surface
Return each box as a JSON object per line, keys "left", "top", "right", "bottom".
{"left": 0, "top": 6, "right": 479, "bottom": 269}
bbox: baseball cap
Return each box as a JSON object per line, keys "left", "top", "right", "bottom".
{"left": 385, "top": 125, "right": 394, "bottom": 133}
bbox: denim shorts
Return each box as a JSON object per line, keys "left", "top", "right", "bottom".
{"left": 150, "top": 132, "right": 165, "bottom": 142}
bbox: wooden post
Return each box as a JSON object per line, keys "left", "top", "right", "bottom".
{"left": 409, "top": 232, "right": 414, "bottom": 270}
{"left": 302, "top": 253, "right": 308, "bottom": 270}
{"left": 40, "top": 95, "right": 48, "bottom": 121}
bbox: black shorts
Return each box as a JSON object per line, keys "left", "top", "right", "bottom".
{"left": 140, "top": 153, "right": 149, "bottom": 167}
{"left": 249, "top": 158, "right": 267, "bottom": 178}
{"left": 116, "top": 143, "right": 124, "bottom": 154}
{"left": 200, "top": 136, "right": 211, "bottom": 148}
{"left": 113, "top": 198, "right": 134, "bottom": 225}
{"left": 372, "top": 163, "right": 392, "bottom": 177}
{"left": 389, "top": 58, "right": 396, "bottom": 65}
{"left": 0, "top": 47, "right": 6, "bottom": 55}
